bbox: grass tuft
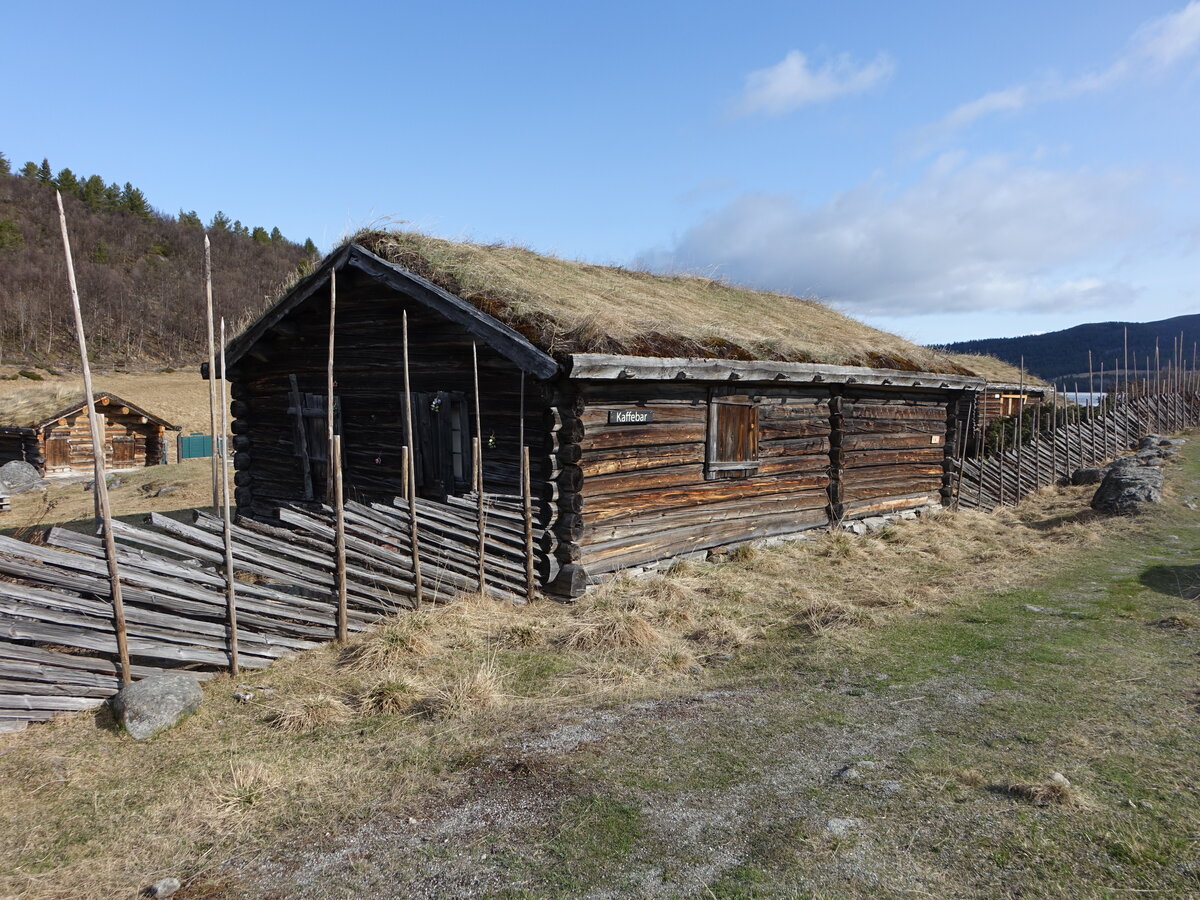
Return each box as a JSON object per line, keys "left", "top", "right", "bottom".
{"left": 268, "top": 695, "right": 353, "bottom": 733}
{"left": 1001, "top": 774, "right": 1085, "bottom": 808}
{"left": 359, "top": 679, "right": 420, "bottom": 715}
{"left": 791, "top": 597, "right": 877, "bottom": 634}
{"left": 339, "top": 613, "right": 439, "bottom": 670}
{"left": 420, "top": 661, "right": 506, "bottom": 719}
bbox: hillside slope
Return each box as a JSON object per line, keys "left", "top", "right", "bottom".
{"left": 939, "top": 313, "right": 1200, "bottom": 385}
{"left": 0, "top": 154, "right": 316, "bottom": 367}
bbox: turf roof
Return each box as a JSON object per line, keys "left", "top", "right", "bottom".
{"left": 349, "top": 230, "right": 976, "bottom": 375}
{"left": 0, "top": 388, "right": 176, "bottom": 429}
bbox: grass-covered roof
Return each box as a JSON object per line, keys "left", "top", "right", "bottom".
{"left": 349, "top": 230, "right": 976, "bottom": 375}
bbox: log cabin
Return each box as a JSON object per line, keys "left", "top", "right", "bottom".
{"left": 213, "top": 231, "right": 991, "bottom": 598}
{"left": 0, "top": 390, "right": 179, "bottom": 475}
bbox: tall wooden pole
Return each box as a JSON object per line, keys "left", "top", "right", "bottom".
{"left": 327, "top": 272, "right": 348, "bottom": 640}
{"left": 1016, "top": 360, "right": 1026, "bottom": 500}
{"left": 1123, "top": 326, "right": 1130, "bottom": 399}
{"left": 58, "top": 192, "right": 131, "bottom": 685}
{"left": 402, "top": 312, "right": 423, "bottom": 609}
{"left": 205, "top": 236, "right": 219, "bottom": 511}
{"left": 333, "top": 435, "right": 348, "bottom": 640}
{"left": 1087, "top": 351, "right": 1096, "bottom": 465}
{"left": 326, "top": 271, "right": 337, "bottom": 502}
{"left": 522, "top": 446, "right": 535, "bottom": 600}
{"left": 472, "top": 342, "right": 486, "bottom": 594}
{"left": 219, "top": 318, "right": 239, "bottom": 674}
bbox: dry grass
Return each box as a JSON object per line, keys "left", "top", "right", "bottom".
{"left": 359, "top": 678, "right": 420, "bottom": 715}
{"left": 0, "top": 384, "right": 79, "bottom": 426}
{"left": 792, "top": 596, "right": 878, "bottom": 634}
{"left": 348, "top": 230, "right": 973, "bottom": 374}
{"left": 940, "top": 352, "right": 1050, "bottom": 386}
{"left": 268, "top": 694, "right": 353, "bottom": 733}
{"left": 339, "top": 613, "right": 440, "bottom": 670}
{"left": 1001, "top": 774, "right": 1086, "bottom": 808}
{"left": 420, "top": 660, "right": 506, "bottom": 719}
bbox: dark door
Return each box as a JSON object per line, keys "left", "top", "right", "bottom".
{"left": 407, "top": 391, "right": 471, "bottom": 501}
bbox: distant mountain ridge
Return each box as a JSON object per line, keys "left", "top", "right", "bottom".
{"left": 938, "top": 313, "right": 1200, "bottom": 387}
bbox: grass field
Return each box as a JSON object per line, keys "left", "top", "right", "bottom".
{"left": 0, "top": 433, "right": 1196, "bottom": 898}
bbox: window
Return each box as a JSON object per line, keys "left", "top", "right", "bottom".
{"left": 706, "top": 393, "right": 759, "bottom": 479}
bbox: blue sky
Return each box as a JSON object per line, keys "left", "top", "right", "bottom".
{"left": 5, "top": 0, "right": 1198, "bottom": 344}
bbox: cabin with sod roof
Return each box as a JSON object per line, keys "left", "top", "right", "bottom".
{"left": 0, "top": 389, "right": 180, "bottom": 475}
{"left": 213, "top": 231, "right": 988, "bottom": 598}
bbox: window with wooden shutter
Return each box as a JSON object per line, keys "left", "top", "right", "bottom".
{"left": 706, "top": 393, "right": 759, "bottom": 479}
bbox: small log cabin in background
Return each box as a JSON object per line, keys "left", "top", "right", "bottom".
{"left": 0, "top": 391, "right": 179, "bottom": 475}
{"left": 213, "top": 231, "right": 997, "bottom": 598}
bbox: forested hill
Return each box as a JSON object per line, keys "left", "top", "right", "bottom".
{"left": 938, "top": 313, "right": 1200, "bottom": 386}
{"left": 0, "top": 153, "right": 318, "bottom": 367}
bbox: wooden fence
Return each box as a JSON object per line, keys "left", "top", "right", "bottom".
{"left": 0, "top": 491, "right": 543, "bottom": 732}
{"left": 955, "top": 389, "right": 1199, "bottom": 512}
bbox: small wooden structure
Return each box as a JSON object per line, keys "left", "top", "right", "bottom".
{"left": 979, "top": 383, "right": 1046, "bottom": 419}
{"left": 213, "top": 232, "right": 993, "bottom": 597}
{"left": 0, "top": 391, "right": 179, "bottom": 475}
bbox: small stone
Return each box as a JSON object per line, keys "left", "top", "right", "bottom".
{"left": 825, "top": 817, "right": 862, "bottom": 837}
{"left": 1139, "top": 800, "right": 1154, "bottom": 810}
{"left": 155, "top": 485, "right": 181, "bottom": 498}
{"left": 879, "top": 780, "right": 903, "bottom": 795}
{"left": 232, "top": 690, "right": 254, "bottom": 703}
{"left": 111, "top": 674, "right": 203, "bottom": 740}
{"left": 1048, "top": 772, "right": 1070, "bottom": 787}
{"left": 408, "top": 816, "right": 418, "bottom": 825}
{"left": 107, "top": 477, "right": 122, "bottom": 490}
{"left": 835, "top": 766, "right": 862, "bottom": 782}
{"left": 143, "top": 877, "right": 181, "bottom": 898}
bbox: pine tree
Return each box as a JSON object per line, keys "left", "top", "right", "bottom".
{"left": 209, "top": 210, "right": 231, "bottom": 232}
{"left": 55, "top": 167, "right": 80, "bottom": 195}
{"left": 270, "top": 226, "right": 284, "bottom": 244}
{"left": 251, "top": 226, "right": 270, "bottom": 245}
{"left": 20, "top": 161, "right": 38, "bottom": 179}
{"left": 37, "top": 158, "right": 52, "bottom": 184}
{"left": 104, "top": 181, "right": 122, "bottom": 209}
{"left": 0, "top": 218, "right": 23, "bottom": 251}
{"left": 303, "top": 238, "right": 318, "bottom": 255}
{"left": 121, "top": 182, "right": 150, "bottom": 217}
{"left": 0, "top": 152, "right": 10, "bottom": 176}
{"left": 178, "top": 209, "right": 202, "bottom": 228}
{"left": 80, "top": 175, "right": 106, "bottom": 211}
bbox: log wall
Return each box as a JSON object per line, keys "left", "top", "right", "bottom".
{"left": 36, "top": 405, "right": 164, "bottom": 475}
{"left": 557, "top": 382, "right": 961, "bottom": 588}
{"left": 228, "top": 267, "right": 555, "bottom": 533}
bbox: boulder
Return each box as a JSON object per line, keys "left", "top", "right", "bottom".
{"left": 1070, "top": 467, "right": 1107, "bottom": 485}
{"left": 0, "top": 460, "right": 43, "bottom": 493}
{"left": 143, "top": 877, "right": 182, "bottom": 898}
{"left": 111, "top": 674, "right": 202, "bottom": 740}
{"left": 1138, "top": 434, "right": 1164, "bottom": 450}
{"left": 1091, "top": 466, "right": 1164, "bottom": 515}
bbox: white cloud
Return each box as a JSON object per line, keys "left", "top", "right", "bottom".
{"left": 735, "top": 49, "right": 894, "bottom": 116}
{"left": 929, "top": 2, "right": 1200, "bottom": 139}
{"left": 639, "top": 155, "right": 1146, "bottom": 318}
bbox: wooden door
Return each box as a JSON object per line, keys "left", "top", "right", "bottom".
{"left": 112, "top": 436, "right": 137, "bottom": 466}
{"left": 44, "top": 435, "right": 71, "bottom": 470}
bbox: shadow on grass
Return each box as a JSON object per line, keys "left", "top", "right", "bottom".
{"left": 1139, "top": 564, "right": 1200, "bottom": 600}
{"left": 1024, "top": 508, "right": 1107, "bottom": 532}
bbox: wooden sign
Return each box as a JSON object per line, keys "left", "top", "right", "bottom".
{"left": 608, "top": 409, "right": 653, "bottom": 425}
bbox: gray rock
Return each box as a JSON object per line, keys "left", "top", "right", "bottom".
{"left": 861, "top": 516, "right": 889, "bottom": 532}
{"left": 1091, "top": 466, "right": 1164, "bottom": 515}
{"left": 1138, "top": 434, "right": 1163, "bottom": 450}
{"left": 878, "top": 780, "right": 904, "bottom": 795}
{"left": 825, "top": 817, "right": 862, "bottom": 837}
{"left": 0, "top": 460, "right": 45, "bottom": 493}
{"left": 0, "top": 460, "right": 39, "bottom": 489}
{"left": 143, "top": 877, "right": 181, "bottom": 898}
{"left": 1108, "top": 456, "right": 1144, "bottom": 469}
{"left": 844, "top": 521, "right": 868, "bottom": 535}
{"left": 835, "top": 766, "right": 862, "bottom": 782}
{"left": 1070, "top": 467, "right": 1107, "bottom": 485}
{"left": 1161, "top": 438, "right": 1186, "bottom": 446}
{"left": 111, "top": 674, "right": 202, "bottom": 740}
{"left": 154, "top": 485, "right": 181, "bottom": 498}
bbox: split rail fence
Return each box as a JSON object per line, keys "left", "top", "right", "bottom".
{"left": 0, "top": 491, "right": 542, "bottom": 731}
{"left": 954, "top": 388, "right": 1200, "bottom": 512}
